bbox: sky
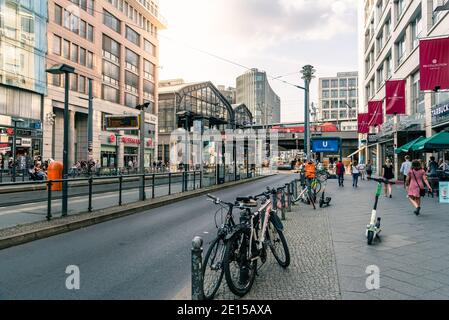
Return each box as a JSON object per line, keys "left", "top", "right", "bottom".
{"left": 158, "top": 0, "right": 359, "bottom": 123}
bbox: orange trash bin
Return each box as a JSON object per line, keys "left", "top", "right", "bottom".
{"left": 47, "top": 161, "right": 63, "bottom": 191}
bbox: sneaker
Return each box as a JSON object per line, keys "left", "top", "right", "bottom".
{"left": 389, "top": 194, "right": 392, "bottom": 198}
{"left": 414, "top": 207, "right": 421, "bottom": 216}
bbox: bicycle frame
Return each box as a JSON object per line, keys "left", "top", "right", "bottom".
{"left": 248, "top": 199, "right": 272, "bottom": 261}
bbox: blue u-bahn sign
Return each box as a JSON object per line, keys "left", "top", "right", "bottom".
{"left": 311, "top": 138, "right": 340, "bottom": 153}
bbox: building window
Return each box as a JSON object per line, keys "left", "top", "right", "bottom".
{"left": 386, "top": 54, "right": 392, "bottom": 79}
{"left": 103, "top": 34, "right": 120, "bottom": 62}
{"left": 412, "top": 71, "right": 424, "bottom": 113}
{"left": 71, "top": 43, "right": 78, "bottom": 63}
{"left": 348, "top": 78, "right": 357, "bottom": 87}
{"left": 54, "top": 4, "right": 62, "bottom": 25}
{"left": 87, "top": 51, "right": 93, "bottom": 68}
{"left": 396, "top": 35, "right": 406, "bottom": 66}
{"left": 411, "top": 12, "right": 422, "bottom": 49}
{"left": 70, "top": 73, "right": 78, "bottom": 91}
{"left": 339, "top": 79, "right": 347, "bottom": 87}
{"left": 102, "top": 60, "right": 120, "bottom": 86}
{"left": 125, "top": 71, "right": 139, "bottom": 93}
{"left": 376, "top": 31, "right": 384, "bottom": 54}
{"left": 322, "top": 100, "right": 330, "bottom": 109}
{"left": 377, "top": 65, "right": 384, "bottom": 88}
{"left": 64, "top": 9, "right": 70, "bottom": 29}
{"left": 102, "top": 85, "right": 119, "bottom": 103}
{"left": 331, "top": 79, "right": 338, "bottom": 88}
{"left": 63, "top": 39, "right": 70, "bottom": 59}
{"left": 125, "top": 48, "right": 139, "bottom": 73}
{"left": 125, "top": 93, "right": 138, "bottom": 108}
{"left": 87, "top": 0, "right": 94, "bottom": 15}
{"left": 71, "top": 14, "right": 79, "bottom": 34}
{"left": 51, "top": 74, "right": 61, "bottom": 87}
{"left": 331, "top": 89, "right": 338, "bottom": 98}
{"left": 144, "top": 39, "right": 155, "bottom": 56}
{"left": 339, "top": 89, "right": 347, "bottom": 98}
{"left": 331, "top": 100, "right": 339, "bottom": 109}
{"left": 322, "top": 90, "right": 329, "bottom": 98}
{"left": 79, "top": 75, "right": 86, "bottom": 93}
{"left": 80, "top": 47, "right": 86, "bottom": 66}
{"left": 144, "top": 59, "right": 154, "bottom": 81}
{"left": 322, "top": 80, "right": 329, "bottom": 88}
{"left": 53, "top": 35, "right": 61, "bottom": 55}
{"left": 87, "top": 24, "right": 94, "bottom": 42}
{"left": 126, "top": 26, "right": 140, "bottom": 46}
{"left": 348, "top": 88, "right": 357, "bottom": 98}
{"left": 103, "top": 10, "right": 121, "bottom": 33}
{"left": 143, "top": 80, "right": 154, "bottom": 100}
{"left": 385, "top": 18, "right": 391, "bottom": 38}
{"left": 396, "top": 0, "right": 406, "bottom": 20}
{"left": 80, "top": 20, "right": 86, "bottom": 38}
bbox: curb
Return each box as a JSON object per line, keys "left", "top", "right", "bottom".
{"left": 0, "top": 174, "right": 272, "bottom": 250}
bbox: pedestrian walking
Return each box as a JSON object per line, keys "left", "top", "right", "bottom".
{"left": 406, "top": 160, "right": 432, "bottom": 215}
{"left": 351, "top": 160, "right": 360, "bottom": 188}
{"left": 400, "top": 155, "right": 412, "bottom": 189}
{"left": 358, "top": 162, "right": 366, "bottom": 180}
{"left": 366, "top": 160, "right": 373, "bottom": 178}
{"left": 336, "top": 160, "right": 345, "bottom": 187}
{"left": 382, "top": 158, "right": 394, "bottom": 198}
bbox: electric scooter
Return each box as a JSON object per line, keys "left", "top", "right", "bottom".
{"left": 366, "top": 177, "right": 395, "bottom": 245}
{"left": 319, "top": 180, "right": 332, "bottom": 208}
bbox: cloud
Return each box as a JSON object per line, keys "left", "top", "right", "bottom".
{"left": 205, "top": 0, "right": 358, "bottom": 50}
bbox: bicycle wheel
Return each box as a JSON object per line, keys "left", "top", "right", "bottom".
{"left": 266, "top": 219, "right": 290, "bottom": 268}
{"left": 223, "top": 228, "right": 257, "bottom": 297}
{"left": 202, "top": 237, "right": 226, "bottom": 300}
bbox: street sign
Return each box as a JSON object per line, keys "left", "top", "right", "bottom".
{"left": 440, "top": 181, "right": 449, "bottom": 204}
{"left": 311, "top": 138, "right": 340, "bottom": 153}
{"left": 105, "top": 115, "right": 139, "bottom": 130}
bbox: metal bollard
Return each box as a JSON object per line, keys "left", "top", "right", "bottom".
{"left": 152, "top": 174, "right": 155, "bottom": 199}
{"left": 286, "top": 183, "right": 292, "bottom": 212}
{"left": 191, "top": 236, "right": 204, "bottom": 300}
{"left": 294, "top": 179, "right": 298, "bottom": 201}
{"left": 88, "top": 177, "right": 93, "bottom": 212}
{"left": 168, "top": 172, "right": 171, "bottom": 195}
{"left": 47, "top": 180, "right": 52, "bottom": 221}
{"left": 200, "top": 170, "right": 203, "bottom": 189}
{"left": 281, "top": 189, "right": 286, "bottom": 220}
{"left": 119, "top": 175, "right": 123, "bottom": 206}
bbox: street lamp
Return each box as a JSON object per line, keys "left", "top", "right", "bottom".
{"left": 136, "top": 102, "right": 151, "bottom": 201}
{"left": 46, "top": 63, "right": 75, "bottom": 217}
{"left": 300, "top": 65, "right": 316, "bottom": 160}
{"left": 11, "top": 118, "right": 24, "bottom": 182}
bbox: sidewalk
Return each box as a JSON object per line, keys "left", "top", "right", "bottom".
{"left": 214, "top": 175, "right": 449, "bottom": 300}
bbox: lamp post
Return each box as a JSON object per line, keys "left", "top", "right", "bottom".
{"left": 11, "top": 118, "right": 24, "bottom": 182}
{"left": 297, "top": 65, "right": 316, "bottom": 160}
{"left": 46, "top": 64, "right": 75, "bottom": 216}
{"left": 79, "top": 79, "right": 94, "bottom": 175}
{"left": 136, "top": 102, "right": 151, "bottom": 201}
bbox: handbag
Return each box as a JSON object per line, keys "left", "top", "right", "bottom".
{"left": 412, "top": 170, "right": 425, "bottom": 197}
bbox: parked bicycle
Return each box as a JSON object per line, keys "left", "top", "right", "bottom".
{"left": 202, "top": 194, "right": 258, "bottom": 300}
{"left": 222, "top": 188, "right": 290, "bottom": 297}
{"left": 292, "top": 178, "right": 317, "bottom": 210}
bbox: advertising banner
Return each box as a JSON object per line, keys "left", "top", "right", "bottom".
{"left": 385, "top": 80, "right": 406, "bottom": 114}
{"left": 357, "top": 113, "right": 370, "bottom": 134}
{"left": 420, "top": 37, "right": 449, "bottom": 91}
{"left": 440, "top": 181, "right": 449, "bottom": 204}
{"left": 368, "top": 100, "right": 384, "bottom": 126}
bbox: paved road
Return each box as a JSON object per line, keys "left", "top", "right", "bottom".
{"left": 0, "top": 174, "right": 217, "bottom": 230}
{"left": 0, "top": 174, "right": 293, "bottom": 299}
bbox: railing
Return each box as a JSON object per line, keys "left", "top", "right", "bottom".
{"left": 0, "top": 168, "right": 262, "bottom": 229}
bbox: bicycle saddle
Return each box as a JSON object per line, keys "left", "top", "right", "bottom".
{"left": 236, "top": 197, "right": 258, "bottom": 207}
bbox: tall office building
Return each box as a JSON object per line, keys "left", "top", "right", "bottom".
{"left": 217, "top": 85, "right": 236, "bottom": 104}
{"left": 0, "top": 1, "right": 47, "bottom": 163}
{"left": 318, "top": 72, "right": 359, "bottom": 131}
{"left": 359, "top": 0, "right": 449, "bottom": 176}
{"left": 236, "top": 68, "right": 281, "bottom": 125}
{"left": 44, "top": 0, "right": 165, "bottom": 168}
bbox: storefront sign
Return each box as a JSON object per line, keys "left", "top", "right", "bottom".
{"left": 367, "top": 134, "right": 379, "bottom": 144}
{"left": 420, "top": 37, "right": 449, "bottom": 91}
{"left": 431, "top": 102, "right": 449, "bottom": 126}
{"left": 0, "top": 115, "right": 11, "bottom": 126}
{"left": 311, "top": 139, "right": 339, "bottom": 153}
{"left": 21, "top": 138, "right": 32, "bottom": 147}
{"left": 440, "top": 181, "right": 449, "bottom": 204}
{"left": 0, "top": 134, "right": 8, "bottom": 143}
{"left": 122, "top": 137, "right": 140, "bottom": 145}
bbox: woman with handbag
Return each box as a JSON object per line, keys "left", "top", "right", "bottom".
{"left": 406, "top": 160, "right": 432, "bottom": 216}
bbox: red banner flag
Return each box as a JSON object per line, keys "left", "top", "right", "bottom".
{"left": 385, "top": 80, "right": 406, "bottom": 115}
{"left": 357, "top": 113, "right": 370, "bottom": 134}
{"left": 368, "top": 100, "right": 384, "bottom": 126}
{"left": 420, "top": 37, "right": 449, "bottom": 91}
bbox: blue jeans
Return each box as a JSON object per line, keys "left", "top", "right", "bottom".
{"left": 352, "top": 173, "right": 359, "bottom": 187}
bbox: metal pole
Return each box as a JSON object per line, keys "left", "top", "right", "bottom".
{"left": 139, "top": 109, "right": 145, "bottom": 201}
{"left": 88, "top": 177, "right": 93, "bottom": 212}
{"left": 62, "top": 71, "right": 70, "bottom": 216}
{"left": 115, "top": 133, "right": 119, "bottom": 175}
{"left": 47, "top": 180, "right": 52, "bottom": 221}
{"left": 304, "top": 77, "right": 310, "bottom": 159}
{"left": 12, "top": 120, "right": 17, "bottom": 182}
{"left": 191, "top": 236, "right": 204, "bottom": 300}
{"left": 87, "top": 79, "right": 93, "bottom": 175}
